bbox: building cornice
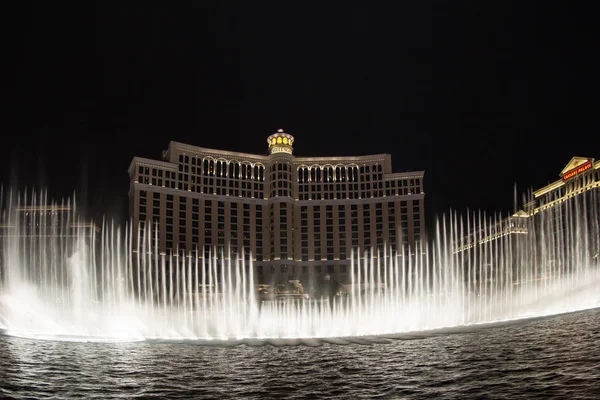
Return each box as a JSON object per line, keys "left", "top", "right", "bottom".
{"left": 128, "top": 157, "right": 177, "bottom": 176}
{"left": 294, "top": 154, "right": 390, "bottom": 164}
{"left": 533, "top": 180, "right": 600, "bottom": 213}
{"left": 134, "top": 141, "right": 424, "bottom": 180}
{"left": 534, "top": 159, "right": 599, "bottom": 198}
{"left": 170, "top": 141, "right": 269, "bottom": 162}
{"left": 533, "top": 180, "right": 565, "bottom": 198}
{"left": 385, "top": 171, "right": 425, "bottom": 179}
{"left": 171, "top": 142, "right": 396, "bottom": 167}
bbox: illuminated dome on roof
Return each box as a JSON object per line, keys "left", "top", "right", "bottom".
{"left": 267, "top": 129, "right": 295, "bottom": 155}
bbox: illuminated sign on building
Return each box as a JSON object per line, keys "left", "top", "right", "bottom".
{"left": 270, "top": 146, "right": 293, "bottom": 154}
{"left": 562, "top": 161, "right": 592, "bottom": 181}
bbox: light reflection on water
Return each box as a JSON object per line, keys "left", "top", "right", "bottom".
{"left": 1, "top": 309, "right": 599, "bottom": 399}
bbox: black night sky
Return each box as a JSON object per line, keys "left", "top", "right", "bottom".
{"left": 5, "top": 2, "right": 600, "bottom": 230}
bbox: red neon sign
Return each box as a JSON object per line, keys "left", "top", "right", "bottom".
{"left": 563, "top": 161, "right": 592, "bottom": 180}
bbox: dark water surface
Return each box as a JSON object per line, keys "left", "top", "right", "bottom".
{"left": 1, "top": 309, "right": 599, "bottom": 399}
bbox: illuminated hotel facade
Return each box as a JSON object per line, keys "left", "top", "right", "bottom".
{"left": 128, "top": 130, "right": 425, "bottom": 286}
{"left": 455, "top": 156, "right": 600, "bottom": 267}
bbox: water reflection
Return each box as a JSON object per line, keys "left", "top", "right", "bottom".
{"left": 1, "top": 309, "right": 599, "bottom": 399}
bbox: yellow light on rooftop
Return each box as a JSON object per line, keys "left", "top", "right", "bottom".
{"left": 267, "top": 129, "right": 295, "bottom": 154}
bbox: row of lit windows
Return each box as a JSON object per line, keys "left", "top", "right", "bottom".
{"left": 136, "top": 178, "right": 420, "bottom": 200}
{"left": 139, "top": 163, "right": 421, "bottom": 185}
{"left": 298, "top": 201, "right": 419, "bottom": 213}
{"left": 257, "top": 262, "right": 444, "bottom": 279}
{"left": 177, "top": 155, "right": 267, "bottom": 181}
{"left": 137, "top": 191, "right": 422, "bottom": 257}
{"left": 297, "top": 164, "right": 384, "bottom": 184}
{"left": 269, "top": 202, "right": 293, "bottom": 259}
{"left": 271, "top": 163, "right": 291, "bottom": 172}
{"left": 270, "top": 164, "right": 292, "bottom": 198}
{"left": 260, "top": 248, "right": 428, "bottom": 277}
{"left": 295, "top": 202, "right": 420, "bottom": 261}
{"left": 138, "top": 166, "right": 266, "bottom": 198}
{"left": 138, "top": 191, "right": 266, "bottom": 257}
{"left": 137, "top": 165, "right": 422, "bottom": 200}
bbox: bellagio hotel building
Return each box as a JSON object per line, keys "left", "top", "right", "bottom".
{"left": 128, "top": 130, "right": 425, "bottom": 285}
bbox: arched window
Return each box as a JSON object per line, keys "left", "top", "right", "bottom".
{"left": 179, "top": 154, "right": 184, "bottom": 163}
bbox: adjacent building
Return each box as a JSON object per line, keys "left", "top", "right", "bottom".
{"left": 128, "top": 129, "right": 425, "bottom": 287}
{"left": 530, "top": 156, "right": 599, "bottom": 213}
{"left": 454, "top": 156, "right": 600, "bottom": 281}
{"left": 0, "top": 204, "right": 99, "bottom": 283}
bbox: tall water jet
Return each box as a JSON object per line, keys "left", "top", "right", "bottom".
{"left": 0, "top": 188, "right": 599, "bottom": 341}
